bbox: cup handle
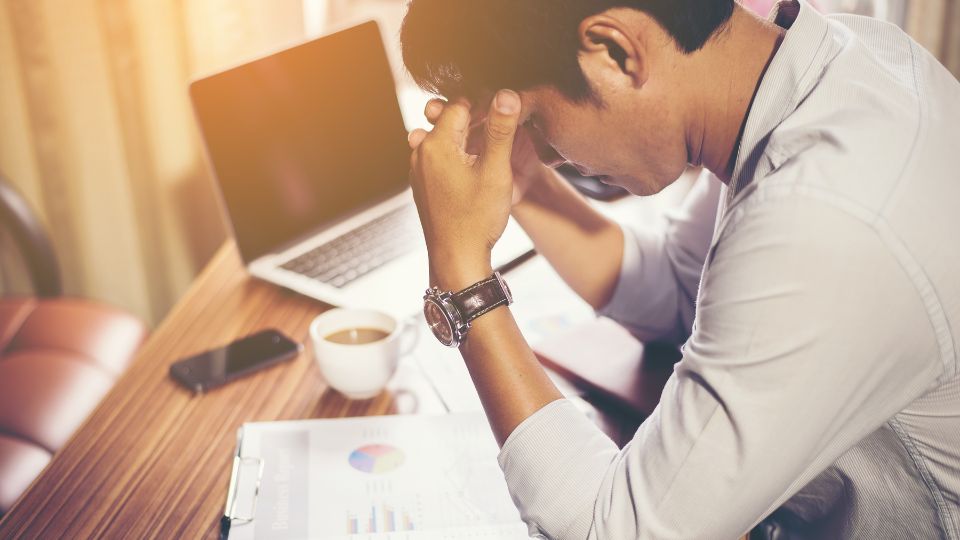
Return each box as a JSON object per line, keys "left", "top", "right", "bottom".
{"left": 399, "top": 318, "right": 420, "bottom": 356}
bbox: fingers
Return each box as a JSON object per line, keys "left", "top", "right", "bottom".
{"left": 432, "top": 97, "right": 472, "bottom": 147}
{"left": 408, "top": 128, "right": 429, "bottom": 150}
{"left": 478, "top": 90, "right": 522, "bottom": 171}
{"left": 424, "top": 99, "right": 443, "bottom": 125}
{"left": 425, "top": 98, "right": 487, "bottom": 129}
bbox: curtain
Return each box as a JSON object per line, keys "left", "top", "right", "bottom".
{"left": 0, "top": 0, "right": 306, "bottom": 325}
{"left": 906, "top": 0, "right": 960, "bottom": 79}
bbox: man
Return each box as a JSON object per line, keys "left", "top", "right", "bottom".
{"left": 402, "top": 0, "right": 960, "bottom": 538}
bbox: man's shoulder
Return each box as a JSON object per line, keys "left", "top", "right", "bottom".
{"left": 766, "top": 27, "right": 917, "bottom": 185}
{"left": 765, "top": 13, "right": 958, "bottom": 198}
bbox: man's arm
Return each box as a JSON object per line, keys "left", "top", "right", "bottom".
{"left": 421, "top": 96, "right": 627, "bottom": 311}
{"left": 410, "top": 94, "right": 942, "bottom": 535}
{"left": 496, "top": 192, "right": 942, "bottom": 538}
{"left": 420, "top": 97, "right": 719, "bottom": 343}
{"left": 514, "top": 168, "right": 722, "bottom": 343}
{"left": 510, "top": 166, "right": 625, "bottom": 310}
{"left": 408, "top": 92, "right": 567, "bottom": 445}
{"left": 408, "top": 94, "right": 942, "bottom": 538}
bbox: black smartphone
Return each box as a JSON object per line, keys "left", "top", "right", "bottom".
{"left": 169, "top": 329, "right": 302, "bottom": 393}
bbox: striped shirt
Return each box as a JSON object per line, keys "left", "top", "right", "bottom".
{"left": 497, "top": 1, "right": 960, "bottom": 538}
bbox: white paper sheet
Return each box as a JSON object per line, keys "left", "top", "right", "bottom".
{"left": 228, "top": 413, "right": 529, "bottom": 540}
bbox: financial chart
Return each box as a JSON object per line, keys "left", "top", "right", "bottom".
{"left": 229, "top": 413, "right": 529, "bottom": 539}
{"left": 313, "top": 415, "right": 528, "bottom": 539}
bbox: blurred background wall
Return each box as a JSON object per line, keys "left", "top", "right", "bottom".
{"left": 0, "top": 0, "right": 309, "bottom": 326}
{"left": 0, "top": 0, "right": 956, "bottom": 327}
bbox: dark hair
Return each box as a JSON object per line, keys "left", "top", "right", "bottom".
{"left": 401, "top": 0, "right": 735, "bottom": 101}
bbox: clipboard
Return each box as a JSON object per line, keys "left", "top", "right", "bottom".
{"left": 219, "top": 414, "right": 529, "bottom": 539}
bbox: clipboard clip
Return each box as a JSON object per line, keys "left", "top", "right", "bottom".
{"left": 225, "top": 454, "right": 265, "bottom": 524}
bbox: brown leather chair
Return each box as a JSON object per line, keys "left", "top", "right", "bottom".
{"left": 0, "top": 174, "right": 146, "bottom": 515}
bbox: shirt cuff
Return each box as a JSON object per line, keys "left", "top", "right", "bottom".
{"left": 498, "top": 399, "right": 619, "bottom": 539}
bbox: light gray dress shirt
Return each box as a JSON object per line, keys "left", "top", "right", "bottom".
{"left": 496, "top": 1, "right": 960, "bottom": 538}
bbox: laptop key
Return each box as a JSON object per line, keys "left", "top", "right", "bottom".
{"left": 279, "top": 205, "right": 423, "bottom": 289}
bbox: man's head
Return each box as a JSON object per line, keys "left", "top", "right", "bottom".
{"left": 401, "top": 0, "right": 737, "bottom": 195}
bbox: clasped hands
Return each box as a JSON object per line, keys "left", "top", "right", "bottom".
{"left": 407, "top": 90, "right": 529, "bottom": 291}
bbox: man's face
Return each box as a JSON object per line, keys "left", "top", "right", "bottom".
{"left": 517, "top": 81, "right": 689, "bottom": 196}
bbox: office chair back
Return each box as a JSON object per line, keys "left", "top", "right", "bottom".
{"left": 0, "top": 173, "right": 61, "bottom": 297}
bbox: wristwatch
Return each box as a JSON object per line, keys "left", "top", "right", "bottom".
{"left": 423, "top": 271, "right": 513, "bottom": 347}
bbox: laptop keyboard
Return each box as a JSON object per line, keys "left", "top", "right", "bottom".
{"left": 279, "top": 206, "right": 422, "bottom": 288}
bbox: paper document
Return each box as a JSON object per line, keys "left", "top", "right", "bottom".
{"left": 227, "top": 413, "right": 529, "bottom": 540}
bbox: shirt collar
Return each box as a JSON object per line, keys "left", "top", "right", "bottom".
{"left": 728, "top": 0, "right": 839, "bottom": 198}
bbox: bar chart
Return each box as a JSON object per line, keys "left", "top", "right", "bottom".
{"left": 346, "top": 503, "right": 416, "bottom": 534}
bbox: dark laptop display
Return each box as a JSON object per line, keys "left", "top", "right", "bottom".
{"left": 190, "top": 21, "right": 410, "bottom": 263}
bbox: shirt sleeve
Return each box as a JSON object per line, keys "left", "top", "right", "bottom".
{"left": 499, "top": 190, "right": 943, "bottom": 539}
{"left": 597, "top": 171, "right": 721, "bottom": 344}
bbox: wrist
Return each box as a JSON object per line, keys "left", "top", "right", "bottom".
{"left": 512, "top": 165, "right": 561, "bottom": 213}
{"left": 429, "top": 255, "right": 493, "bottom": 292}
{"left": 512, "top": 163, "right": 557, "bottom": 208}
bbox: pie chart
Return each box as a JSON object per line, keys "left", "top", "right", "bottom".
{"left": 348, "top": 444, "right": 405, "bottom": 474}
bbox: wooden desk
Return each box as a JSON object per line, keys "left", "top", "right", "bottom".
{"left": 0, "top": 176, "right": 699, "bottom": 538}
{"left": 0, "top": 242, "right": 449, "bottom": 538}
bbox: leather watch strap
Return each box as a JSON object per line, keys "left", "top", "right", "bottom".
{"left": 451, "top": 273, "right": 510, "bottom": 323}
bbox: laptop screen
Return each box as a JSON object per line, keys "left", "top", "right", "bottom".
{"left": 190, "top": 21, "right": 411, "bottom": 263}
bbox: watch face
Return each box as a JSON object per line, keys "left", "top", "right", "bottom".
{"left": 424, "top": 299, "right": 455, "bottom": 346}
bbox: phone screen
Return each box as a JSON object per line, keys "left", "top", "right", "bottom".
{"left": 170, "top": 329, "right": 300, "bottom": 392}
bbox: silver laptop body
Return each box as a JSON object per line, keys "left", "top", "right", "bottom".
{"left": 190, "top": 21, "right": 531, "bottom": 318}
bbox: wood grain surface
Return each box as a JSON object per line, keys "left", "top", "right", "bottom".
{"left": 0, "top": 242, "right": 439, "bottom": 539}
{"left": 0, "top": 237, "right": 749, "bottom": 540}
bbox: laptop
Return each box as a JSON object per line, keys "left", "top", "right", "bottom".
{"left": 189, "top": 21, "right": 533, "bottom": 318}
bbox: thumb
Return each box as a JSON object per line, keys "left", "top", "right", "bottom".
{"left": 479, "top": 90, "right": 521, "bottom": 171}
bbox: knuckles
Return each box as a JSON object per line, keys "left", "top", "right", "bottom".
{"left": 413, "top": 136, "right": 451, "bottom": 169}
{"left": 409, "top": 137, "right": 445, "bottom": 183}
{"left": 418, "top": 135, "right": 441, "bottom": 155}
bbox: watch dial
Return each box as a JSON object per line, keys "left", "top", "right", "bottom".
{"left": 424, "top": 300, "right": 454, "bottom": 345}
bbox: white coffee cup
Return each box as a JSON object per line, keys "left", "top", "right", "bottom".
{"left": 309, "top": 308, "right": 418, "bottom": 399}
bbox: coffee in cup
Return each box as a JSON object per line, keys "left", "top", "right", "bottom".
{"left": 309, "top": 308, "right": 418, "bottom": 399}
{"left": 324, "top": 328, "right": 390, "bottom": 345}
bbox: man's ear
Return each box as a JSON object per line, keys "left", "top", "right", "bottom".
{"left": 577, "top": 14, "right": 647, "bottom": 89}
